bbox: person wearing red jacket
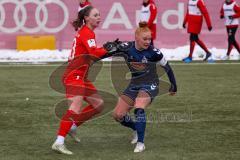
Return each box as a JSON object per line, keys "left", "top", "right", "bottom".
{"left": 51, "top": 6, "right": 113, "bottom": 155}
{"left": 220, "top": 0, "right": 240, "bottom": 60}
{"left": 182, "top": 0, "right": 213, "bottom": 63}
{"left": 78, "top": 0, "right": 91, "bottom": 12}
{"left": 140, "top": 0, "right": 157, "bottom": 44}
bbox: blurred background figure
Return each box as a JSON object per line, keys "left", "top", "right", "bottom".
{"left": 220, "top": 0, "right": 240, "bottom": 60}
{"left": 140, "top": 0, "right": 157, "bottom": 44}
{"left": 78, "top": 0, "right": 91, "bottom": 12}
{"left": 182, "top": 0, "right": 213, "bottom": 63}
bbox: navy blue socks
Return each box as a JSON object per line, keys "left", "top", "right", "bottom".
{"left": 120, "top": 114, "right": 136, "bottom": 131}
{"left": 134, "top": 108, "right": 146, "bottom": 143}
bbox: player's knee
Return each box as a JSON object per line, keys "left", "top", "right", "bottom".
{"left": 94, "top": 99, "right": 104, "bottom": 113}
{"left": 69, "top": 103, "right": 82, "bottom": 114}
{"left": 112, "top": 111, "right": 125, "bottom": 122}
{"left": 135, "top": 98, "right": 151, "bottom": 108}
{"left": 228, "top": 36, "right": 235, "bottom": 44}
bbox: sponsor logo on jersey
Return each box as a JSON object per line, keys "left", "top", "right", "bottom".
{"left": 87, "top": 39, "right": 96, "bottom": 47}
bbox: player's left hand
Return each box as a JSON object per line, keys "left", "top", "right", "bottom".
{"left": 103, "top": 41, "right": 118, "bottom": 54}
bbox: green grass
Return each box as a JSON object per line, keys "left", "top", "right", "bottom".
{"left": 0, "top": 62, "right": 240, "bottom": 160}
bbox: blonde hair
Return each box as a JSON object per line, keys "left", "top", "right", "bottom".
{"left": 135, "top": 22, "right": 151, "bottom": 36}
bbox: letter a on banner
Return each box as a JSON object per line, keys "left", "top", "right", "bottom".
{"left": 102, "top": 2, "right": 132, "bottom": 29}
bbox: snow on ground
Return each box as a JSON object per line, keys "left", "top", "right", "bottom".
{"left": 0, "top": 46, "right": 239, "bottom": 62}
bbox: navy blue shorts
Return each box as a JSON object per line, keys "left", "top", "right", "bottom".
{"left": 123, "top": 82, "right": 159, "bottom": 102}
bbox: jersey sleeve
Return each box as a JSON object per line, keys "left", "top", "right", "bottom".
{"left": 152, "top": 48, "right": 177, "bottom": 92}
{"left": 183, "top": 7, "right": 189, "bottom": 25}
{"left": 152, "top": 48, "right": 168, "bottom": 66}
{"left": 198, "top": 0, "right": 212, "bottom": 28}
{"left": 233, "top": 3, "right": 240, "bottom": 18}
{"left": 148, "top": 3, "right": 157, "bottom": 27}
{"left": 81, "top": 36, "right": 107, "bottom": 59}
{"left": 220, "top": 5, "right": 224, "bottom": 18}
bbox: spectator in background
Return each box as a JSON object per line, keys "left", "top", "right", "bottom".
{"left": 220, "top": 0, "right": 240, "bottom": 60}
{"left": 78, "top": 0, "right": 91, "bottom": 12}
{"left": 182, "top": 0, "right": 213, "bottom": 63}
{"left": 140, "top": 0, "right": 157, "bottom": 44}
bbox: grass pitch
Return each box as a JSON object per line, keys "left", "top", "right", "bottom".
{"left": 0, "top": 62, "right": 240, "bottom": 160}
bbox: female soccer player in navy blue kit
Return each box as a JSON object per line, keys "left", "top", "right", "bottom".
{"left": 105, "top": 22, "right": 177, "bottom": 153}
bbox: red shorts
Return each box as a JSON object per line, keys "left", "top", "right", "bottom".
{"left": 65, "top": 79, "right": 97, "bottom": 98}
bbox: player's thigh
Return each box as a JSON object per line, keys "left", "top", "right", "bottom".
{"left": 113, "top": 95, "right": 134, "bottom": 120}
{"left": 134, "top": 90, "right": 151, "bottom": 109}
{"left": 84, "top": 93, "right": 104, "bottom": 112}
{"left": 68, "top": 96, "right": 83, "bottom": 114}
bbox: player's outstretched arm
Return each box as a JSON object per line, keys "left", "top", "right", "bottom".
{"left": 101, "top": 40, "right": 133, "bottom": 59}
{"left": 162, "top": 62, "right": 177, "bottom": 95}
{"left": 100, "top": 39, "right": 120, "bottom": 59}
{"left": 152, "top": 48, "right": 177, "bottom": 95}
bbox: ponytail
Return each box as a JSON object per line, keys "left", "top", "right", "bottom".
{"left": 135, "top": 22, "right": 151, "bottom": 36}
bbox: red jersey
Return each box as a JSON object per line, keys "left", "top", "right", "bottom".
{"left": 220, "top": 0, "right": 240, "bottom": 28}
{"left": 183, "top": 0, "right": 212, "bottom": 34}
{"left": 64, "top": 25, "right": 107, "bottom": 85}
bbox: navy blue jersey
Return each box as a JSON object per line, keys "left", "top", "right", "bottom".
{"left": 119, "top": 41, "right": 167, "bottom": 84}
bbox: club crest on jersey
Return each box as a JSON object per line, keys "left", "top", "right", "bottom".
{"left": 142, "top": 56, "right": 148, "bottom": 63}
{"left": 87, "top": 39, "right": 96, "bottom": 47}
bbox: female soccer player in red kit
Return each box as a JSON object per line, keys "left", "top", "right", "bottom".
{"left": 140, "top": 0, "right": 157, "bottom": 44}
{"left": 182, "top": 0, "right": 213, "bottom": 63}
{"left": 220, "top": 0, "right": 240, "bottom": 60}
{"left": 52, "top": 6, "right": 111, "bottom": 155}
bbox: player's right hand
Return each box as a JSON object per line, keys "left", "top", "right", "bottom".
{"left": 182, "top": 23, "right": 186, "bottom": 29}
{"left": 228, "top": 16, "right": 234, "bottom": 20}
{"left": 208, "top": 26, "right": 212, "bottom": 31}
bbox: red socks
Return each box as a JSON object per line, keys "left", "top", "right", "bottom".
{"left": 75, "top": 105, "right": 100, "bottom": 126}
{"left": 58, "top": 110, "right": 76, "bottom": 137}
{"left": 196, "top": 39, "right": 210, "bottom": 54}
{"left": 189, "top": 41, "right": 195, "bottom": 58}
{"left": 227, "top": 44, "right": 233, "bottom": 56}
{"left": 57, "top": 105, "right": 100, "bottom": 137}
